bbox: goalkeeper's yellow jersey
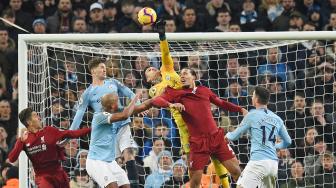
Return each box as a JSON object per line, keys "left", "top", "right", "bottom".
{"left": 149, "top": 40, "right": 182, "bottom": 98}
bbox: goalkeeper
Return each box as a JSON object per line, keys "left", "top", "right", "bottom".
{"left": 144, "top": 20, "right": 231, "bottom": 188}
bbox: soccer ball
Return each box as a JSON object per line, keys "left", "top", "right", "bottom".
{"left": 137, "top": 7, "right": 157, "bottom": 26}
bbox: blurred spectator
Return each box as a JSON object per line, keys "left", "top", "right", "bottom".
{"left": 286, "top": 93, "right": 312, "bottom": 149}
{"left": 307, "top": 101, "right": 335, "bottom": 148}
{"left": 296, "top": 0, "right": 320, "bottom": 20}
{"left": 44, "top": 0, "right": 57, "bottom": 17}
{"left": 267, "top": 76, "right": 288, "bottom": 119}
{"left": 228, "top": 22, "right": 241, "bottom": 32}
{"left": 0, "top": 27, "right": 15, "bottom": 52}
{"left": 143, "top": 138, "right": 165, "bottom": 173}
{"left": 75, "top": 149, "right": 88, "bottom": 171}
{"left": 0, "top": 100, "right": 17, "bottom": 144}
{"left": 164, "top": 17, "right": 177, "bottom": 33}
{"left": 104, "top": 2, "right": 118, "bottom": 32}
{"left": 324, "top": 11, "right": 336, "bottom": 31}
{"left": 304, "top": 136, "right": 327, "bottom": 177}
{"left": 308, "top": 10, "right": 323, "bottom": 30}
{"left": 161, "top": 160, "right": 188, "bottom": 188}
{"left": 295, "top": 127, "right": 318, "bottom": 162}
{"left": 9, "top": 0, "right": 33, "bottom": 31}
{"left": 2, "top": 166, "right": 18, "bottom": 188}
{"left": 72, "top": 18, "right": 87, "bottom": 33}
{"left": 258, "top": 0, "right": 283, "bottom": 30}
{"left": 178, "top": 7, "right": 201, "bottom": 32}
{"left": 64, "top": 59, "right": 78, "bottom": 85}
{"left": 314, "top": 151, "right": 336, "bottom": 188}
{"left": 288, "top": 11, "right": 305, "bottom": 30}
{"left": 87, "top": 3, "right": 109, "bottom": 33}
{"left": 258, "top": 47, "right": 293, "bottom": 86}
{"left": 106, "top": 57, "right": 123, "bottom": 81}
{"left": 46, "top": 0, "right": 73, "bottom": 33}
{"left": 0, "top": 126, "right": 8, "bottom": 153}
{"left": 273, "top": 0, "right": 296, "bottom": 31}
{"left": 321, "top": 0, "right": 336, "bottom": 26}
{"left": 33, "top": 0, "right": 45, "bottom": 19}
{"left": 277, "top": 148, "right": 295, "bottom": 186}
{"left": 144, "top": 150, "right": 173, "bottom": 188}
{"left": 240, "top": 0, "right": 258, "bottom": 31}
{"left": 205, "top": 0, "right": 230, "bottom": 28}
{"left": 69, "top": 169, "right": 95, "bottom": 188}
{"left": 32, "top": 18, "right": 47, "bottom": 33}
{"left": 157, "top": 0, "right": 181, "bottom": 20}
{"left": 63, "top": 139, "right": 79, "bottom": 176}
{"left": 131, "top": 116, "right": 151, "bottom": 159}
{"left": 1, "top": 9, "right": 21, "bottom": 43}
{"left": 280, "top": 160, "right": 314, "bottom": 188}
{"left": 211, "top": 8, "right": 231, "bottom": 32}
{"left": 303, "top": 21, "right": 316, "bottom": 31}
{"left": 238, "top": 65, "right": 254, "bottom": 95}
{"left": 124, "top": 71, "right": 139, "bottom": 88}
{"left": 72, "top": 3, "right": 87, "bottom": 20}
{"left": 224, "top": 78, "right": 248, "bottom": 107}
{"left": 117, "top": 0, "right": 136, "bottom": 32}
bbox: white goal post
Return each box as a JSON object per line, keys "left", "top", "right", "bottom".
{"left": 18, "top": 32, "right": 336, "bottom": 188}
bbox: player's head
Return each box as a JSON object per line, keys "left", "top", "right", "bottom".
{"left": 19, "top": 108, "right": 42, "bottom": 129}
{"left": 144, "top": 66, "right": 160, "bottom": 83}
{"left": 180, "top": 68, "right": 197, "bottom": 88}
{"left": 88, "top": 58, "right": 106, "bottom": 80}
{"left": 252, "top": 86, "right": 270, "bottom": 106}
{"left": 101, "top": 93, "right": 119, "bottom": 112}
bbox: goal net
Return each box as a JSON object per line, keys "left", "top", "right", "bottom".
{"left": 19, "top": 32, "right": 336, "bottom": 188}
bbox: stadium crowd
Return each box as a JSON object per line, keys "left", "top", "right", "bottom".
{"left": 0, "top": 0, "right": 335, "bottom": 187}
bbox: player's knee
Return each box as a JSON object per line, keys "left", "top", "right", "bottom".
{"left": 122, "top": 148, "right": 135, "bottom": 161}
{"left": 105, "top": 182, "right": 118, "bottom": 188}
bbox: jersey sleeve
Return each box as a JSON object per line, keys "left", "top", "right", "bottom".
{"left": 49, "top": 126, "right": 91, "bottom": 141}
{"left": 112, "top": 79, "right": 140, "bottom": 105}
{"left": 69, "top": 89, "right": 90, "bottom": 130}
{"left": 275, "top": 120, "right": 292, "bottom": 149}
{"left": 160, "top": 39, "right": 174, "bottom": 73}
{"left": 93, "top": 112, "right": 113, "bottom": 125}
{"left": 226, "top": 113, "right": 252, "bottom": 141}
{"left": 208, "top": 87, "right": 243, "bottom": 112}
{"left": 151, "top": 88, "right": 176, "bottom": 108}
{"left": 8, "top": 139, "right": 25, "bottom": 163}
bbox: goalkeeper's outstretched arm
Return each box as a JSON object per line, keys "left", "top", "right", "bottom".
{"left": 156, "top": 20, "right": 174, "bottom": 72}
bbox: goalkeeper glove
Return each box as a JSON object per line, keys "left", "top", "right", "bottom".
{"left": 154, "top": 19, "right": 166, "bottom": 41}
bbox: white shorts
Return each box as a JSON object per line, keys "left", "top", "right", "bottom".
{"left": 237, "top": 160, "right": 278, "bottom": 188}
{"left": 115, "top": 125, "right": 138, "bottom": 157}
{"left": 86, "top": 158, "right": 129, "bottom": 187}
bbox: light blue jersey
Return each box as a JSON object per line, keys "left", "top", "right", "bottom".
{"left": 226, "top": 108, "right": 291, "bottom": 161}
{"left": 70, "top": 79, "right": 137, "bottom": 131}
{"left": 88, "top": 112, "right": 117, "bottom": 162}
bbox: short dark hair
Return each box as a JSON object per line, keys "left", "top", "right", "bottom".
{"left": 181, "top": 67, "right": 197, "bottom": 79}
{"left": 254, "top": 86, "right": 270, "bottom": 105}
{"left": 88, "top": 58, "right": 104, "bottom": 71}
{"left": 19, "top": 108, "right": 34, "bottom": 127}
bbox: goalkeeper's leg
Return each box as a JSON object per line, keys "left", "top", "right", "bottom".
{"left": 172, "top": 111, "right": 190, "bottom": 153}
{"left": 211, "top": 158, "right": 230, "bottom": 188}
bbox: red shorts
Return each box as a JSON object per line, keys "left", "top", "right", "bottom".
{"left": 189, "top": 128, "right": 235, "bottom": 170}
{"left": 35, "top": 169, "right": 69, "bottom": 188}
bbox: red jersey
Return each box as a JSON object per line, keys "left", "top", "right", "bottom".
{"left": 8, "top": 126, "right": 90, "bottom": 176}
{"left": 152, "top": 86, "right": 242, "bottom": 136}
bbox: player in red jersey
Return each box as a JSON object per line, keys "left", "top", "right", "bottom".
{"left": 8, "top": 108, "right": 91, "bottom": 188}
{"left": 151, "top": 67, "right": 248, "bottom": 188}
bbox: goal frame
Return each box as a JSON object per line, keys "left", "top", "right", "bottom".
{"left": 18, "top": 31, "right": 336, "bottom": 187}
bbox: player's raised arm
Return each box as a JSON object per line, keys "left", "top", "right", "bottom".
{"left": 69, "top": 89, "right": 90, "bottom": 130}
{"left": 155, "top": 20, "right": 174, "bottom": 72}
{"left": 208, "top": 87, "right": 248, "bottom": 115}
{"left": 275, "top": 121, "right": 292, "bottom": 149}
{"left": 225, "top": 113, "right": 252, "bottom": 141}
{"left": 8, "top": 128, "right": 27, "bottom": 163}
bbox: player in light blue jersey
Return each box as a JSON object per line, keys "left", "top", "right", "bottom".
{"left": 225, "top": 86, "right": 291, "bottom": 188}
{"left": 86, "top": 92, "right": 141, "bottom": 188}
{"left": 69, "top": 58, "right": 142, "bottom": 188}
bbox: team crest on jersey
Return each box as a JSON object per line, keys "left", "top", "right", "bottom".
{"left": 26, "top": 143, "right": 30, "bottom": 147}
{"left": 41, "top": 136, "right": 45, "bottom": 143}
{"left": 165, "top": 75, "right": 171, "bottom": 80}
